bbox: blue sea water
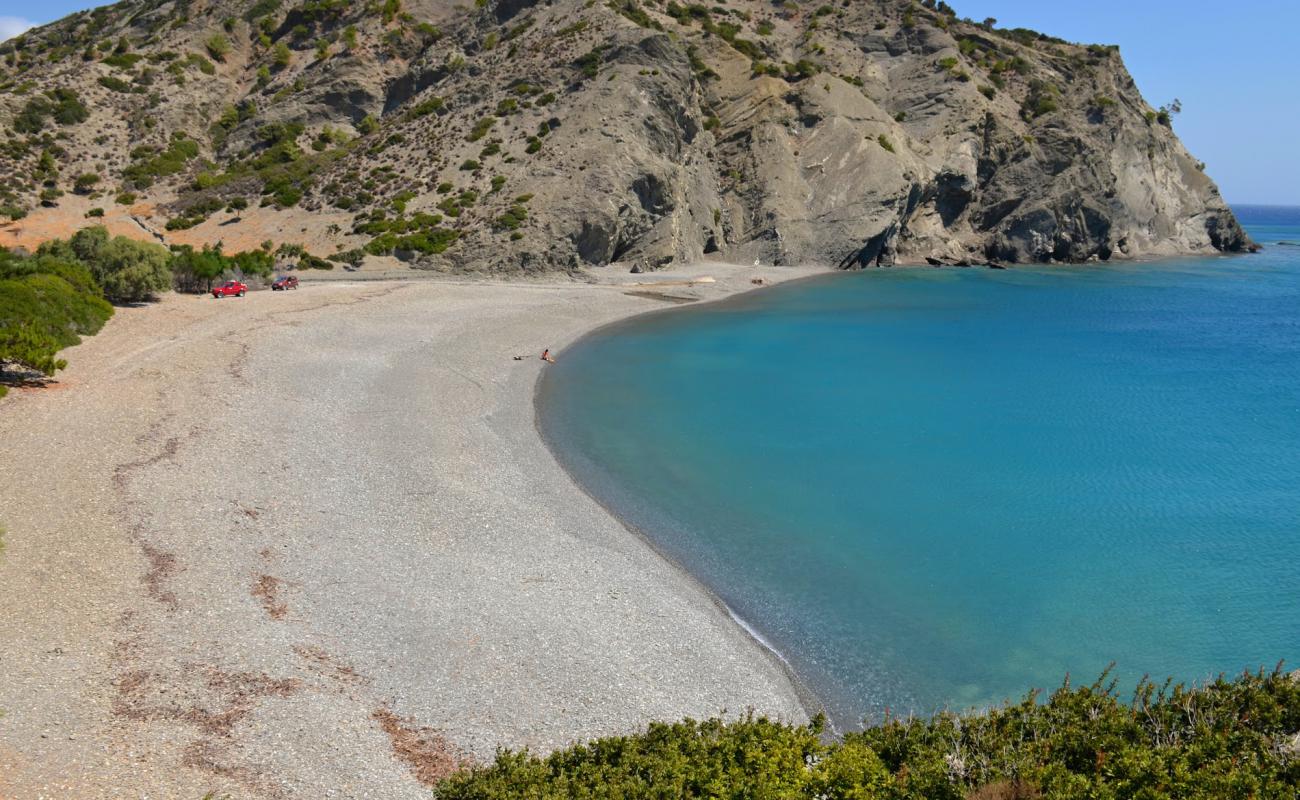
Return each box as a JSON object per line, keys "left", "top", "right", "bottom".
{"left": 538, "top": 206, "right": 1300, "bottom": 728}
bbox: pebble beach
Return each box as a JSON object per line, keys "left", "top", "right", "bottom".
{"left": 0, "top": 264, "right": 820, "bottom": 798}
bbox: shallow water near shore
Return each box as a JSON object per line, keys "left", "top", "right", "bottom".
{"left": 539, "top": 206, "right": 1300, "bottom": 729}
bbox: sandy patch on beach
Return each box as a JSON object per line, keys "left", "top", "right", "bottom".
{"left": 0, "top": 264, "right": 821, "bottom": 798}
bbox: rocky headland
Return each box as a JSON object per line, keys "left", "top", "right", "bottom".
{"left": 1, "top": 0, "right": 1251, "bottom": 270}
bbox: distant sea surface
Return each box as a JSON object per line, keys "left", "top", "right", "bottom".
{"left": 539, "top": 206, "right": 1300, "bottom": 728}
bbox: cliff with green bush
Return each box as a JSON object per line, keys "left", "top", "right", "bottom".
{"left": 1, "top": 0, "right": 1249, "bottom": 271}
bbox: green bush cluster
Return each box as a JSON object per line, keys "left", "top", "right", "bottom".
{"left": 1022, "top": 79, "right": 1060, "bottom": 120}
{"left": 608, "top": 0, "right": 662, "bottom": 30}
{"left": 205, "top": 33, "right": 231, "bottom": 61}
{"left": 493, "top": 204, "right": 528, "bottom": 231}
{"left": 355, "top": 210, "right": 460, "bottom": 257}
{"left": 575, "top": 46, "right": 608, "bottom": 79}
{"left": 436, "top": 189, "right": 478, "bottom": 218}
{"left": 37, "top": 226, "right": 172, "bottom": 303}
{"left": 784, "top": 59, "right": 821, "bottom": 81}
{"left": 101, "top": 51, "right": 145, "bottom": 69}
{"left": 189, "top": 120, "right": 347, "bottom": 209}
{"left": 406, "top": 95, "right": 445, "bottom": 120}
{"left": 436, "top": 669, "right": 1300, "bottom": 799}
{"left": 122, "top": 133, "right": 200, "bottom": 189}
{"left": 97, "top": 74, "right": 134, "bottom": 93}
{"left": 11, "top": 88, "right": 89, "bottom": 133}
{"left": 663, "top": 2, "right": 762, "bottom": 60}
{"left": 0, "top": 246, "right": 113, "bottom": 389}
{"left": 169, "top": 243, "right": 274, "bottom": 292}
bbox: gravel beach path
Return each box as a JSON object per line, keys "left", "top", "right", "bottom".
{"left": 0, "top": 265, "right": 820, "bottom": 798}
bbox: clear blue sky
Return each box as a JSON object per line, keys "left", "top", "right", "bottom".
{"left": 2, "top": 0, "right": 1295, "bottom": 205}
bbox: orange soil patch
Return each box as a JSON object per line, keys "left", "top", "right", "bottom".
{"left": 0, "top": 197, "right": 162, "bottom": 251}
{"left": 1, "top": 196, "right": 361, "bottom": 256}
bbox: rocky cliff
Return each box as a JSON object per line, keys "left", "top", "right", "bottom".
{"left": 0, "top": 0, "right": 1252, "bottom": 271}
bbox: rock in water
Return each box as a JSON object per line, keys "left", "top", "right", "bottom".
{"left": 0, "top": 0, "right": 1251, "bottom": 269}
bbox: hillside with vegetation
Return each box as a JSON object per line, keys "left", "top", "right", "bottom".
{"left": 0, "top": 0, "right": 1250, "bottom": 272}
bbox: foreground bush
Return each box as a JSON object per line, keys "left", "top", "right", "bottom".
{"left": 435, "top": 668, "right": 1300, "bottom": 799}
{"left": 37, "top": 226, "right": 172, "bottom": 303}
{"left": 0, "top": 248, "right": 113, "bottom": 394}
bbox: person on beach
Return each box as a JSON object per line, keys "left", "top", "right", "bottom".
{"left": 541, "top": 349, "right": 556, "bottom": 363}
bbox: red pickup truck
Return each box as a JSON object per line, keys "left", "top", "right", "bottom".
{"left": 212, "top": 280, "right": 247, "bottom": 298}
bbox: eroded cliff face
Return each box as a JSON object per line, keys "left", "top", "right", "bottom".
{"left": 0, "top": 0, "right": 1249, "bottom": 270}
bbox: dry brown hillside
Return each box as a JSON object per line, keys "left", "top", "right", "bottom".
{"left": 0, "top": 0, "right": 1251, "bottom": 271}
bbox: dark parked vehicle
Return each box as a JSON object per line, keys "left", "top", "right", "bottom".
{"left": 212, "top": 280, "right": 247, "bottom": 298}
{"left": 272, "top": 275, "right": 299, "bottom": 291}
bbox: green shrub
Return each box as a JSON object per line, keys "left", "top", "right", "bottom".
{"left": 297, "top": 253, "right": 333, "bottom": 270}
{"left": 493, "top": 204, "right": 528, "bottom": 231}
{"left": 101, "top": 52, "right": 145, "bottom": 69}
{"left": 576, "top": 46, "right": 607, "bottom": 79}
{"left": 0, "top": 249, "right": 113, "bottom": 379}
{"left": 1022, "top": 80, "right": 1060, "bottom": 120}
{"left": 608, "top": 0, "right": 661, "bottom": 30}
{"left": 273, "top": 42, "right": 292, "bottom": 68}
{"left": 467, "top": 116, "right": 497, "bottom": 142}
{"left": 205, "top": 34, "right": 231, "bottom": 62}
{"left": 12, "top": 88, "right": 89, "bottom": 133}
{"left": 170, "top": 243, "right": 274, "bottom": 292}
{"left": 328, "top": 248, "right": 366, "bottom": 267}
{"left": 436, "top": 669, "right": 1300, "bottom": 799}
{"left": 406, "top": 96, "right": 444, "bottom": 119}
{"left": 71, "top": 175, "right": 99, "bottom": 195}
{"left": 122, "top": 134, "right": 200, "bottom": 189}
{"left": 34, "top": 226, "right": 172, "bottom": 303}
{"left": 783, "top": 59, "right": 820, "bottom": 80}
{"left": 115, "top": 192, "right": 137, "bottom": 205}
{"left": 98, "top": 74, "right": 133, "bottom": 92}
{"left": 459, "top": 159, "right": 480, "bottom": 171}
{"left": 877, "top": 134, "right": 895, "bottom": 153}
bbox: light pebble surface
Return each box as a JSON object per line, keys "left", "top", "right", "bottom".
{"left": 0, "top": 263, "right": 824, "bottom": 799}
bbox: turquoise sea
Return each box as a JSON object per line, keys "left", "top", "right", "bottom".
{"left": 539, "top": 206, "right": 1300, "bottom": 728}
